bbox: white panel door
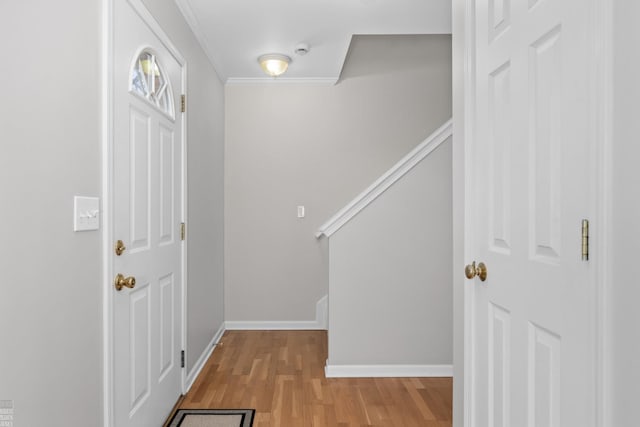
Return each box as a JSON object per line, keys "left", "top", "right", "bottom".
{"left": 468, "top": 0, "right": 596, "bottom": 425}
{"left": 112, "top": 1, "right": 183, "bottom": 426}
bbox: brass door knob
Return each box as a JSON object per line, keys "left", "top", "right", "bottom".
{"left": 465, "top": 261, "right": 488, "bottom": 282}
{"left": 115, "top": 240, "right": 126, "bottom": 256}
{"left": 114, "top": 274, "right": 136, "bottom": 291}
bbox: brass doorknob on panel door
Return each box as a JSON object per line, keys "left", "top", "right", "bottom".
{"left": 114, "top": 274, "right": 136, "bottom": 291}
{"left": 465, "top": 261, "right": 488, "bottom": 282}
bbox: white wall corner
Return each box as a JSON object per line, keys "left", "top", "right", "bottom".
{"left": 316, "top": 294, "right": 328, "bottom": 330}
{"left": 184, "top": 322, "right": 226, "bottom": 392}
{"left": 324, "top": 364, "right": 453, "bottom": 378}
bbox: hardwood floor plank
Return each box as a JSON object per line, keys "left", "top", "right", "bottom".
{"left": 180, "top": 331, "right": 452, "bottom": 426}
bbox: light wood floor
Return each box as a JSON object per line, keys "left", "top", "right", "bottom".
{"left": 179, "top": 330, "right": 452, "bottom": 426}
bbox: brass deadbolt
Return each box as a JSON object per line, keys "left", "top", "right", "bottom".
{"left": 115, "top": 240, "right": 126, "bottom": 256}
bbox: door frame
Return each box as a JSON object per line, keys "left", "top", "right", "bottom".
{"left": 451, "top": 0, "right": 613, "bottom": 425}
{"left": 101, "top": 0, "right": 189, "bottom": 425}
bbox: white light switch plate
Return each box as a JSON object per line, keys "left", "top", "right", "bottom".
{"left": 74, "top": 196, "right": 100, "bottom": 231}
{"left": 297, "top": 205, "right": 305, "bottom": 218}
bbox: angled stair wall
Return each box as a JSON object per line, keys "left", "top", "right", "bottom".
{"left": 318, "top": 119, "right": 453, "bottom": 377}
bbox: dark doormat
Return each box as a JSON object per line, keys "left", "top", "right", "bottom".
{"left": 167, "top": 409, "right": 255, "bottom": 427}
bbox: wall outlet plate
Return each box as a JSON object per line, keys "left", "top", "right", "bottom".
{"left": 74, "top": 196, "right": 100, "bottom": 231}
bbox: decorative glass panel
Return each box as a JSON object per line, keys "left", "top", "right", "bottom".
{"left": 130, "top": 50, "right": 174, "bottom": 117}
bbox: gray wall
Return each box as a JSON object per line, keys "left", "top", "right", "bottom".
{"left": 225, "top": 35, "right": 452, "bottom": 322}
{"left": 0, "top": 1, "right": 103, "bottom": 425}
{"left": 142, "top": 0, "right": 226, "bottom": 373}
{"left": 609, "top": 1, "right": 640, "bottom": 424}
{"left": 328, "top": 139, "right": 452, "bottom": 366}
{"left": 0, "top": 1, "right": 224, "bottom": 425}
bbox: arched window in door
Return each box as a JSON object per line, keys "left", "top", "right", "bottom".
{"left": 130, "top": 49, "right": 174, "bottom": 118}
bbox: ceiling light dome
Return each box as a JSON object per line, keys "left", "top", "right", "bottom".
{"left": 258, "top": 53, "right": 291, "bottom": 77}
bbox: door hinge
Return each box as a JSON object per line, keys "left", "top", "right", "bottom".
{"left": 181, "top": 350, "right": 185, "bottom": 368}
{"left": 181, "top": 94, "right": 186, "bottom": 113}
{"left": 181, "top": 222, "right": 185, "bottom": 241}
{"left": 581, "top": 219, "right": 589, "bottom": 261}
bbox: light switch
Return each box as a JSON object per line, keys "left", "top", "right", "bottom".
{"left": 297, "top": 206, "right": 305, "bottom": 218}
{"left": 74, "top": 196, "right": 100, "bottom": 231}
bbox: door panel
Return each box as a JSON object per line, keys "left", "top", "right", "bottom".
{"left": 529, "top": 26, "right": 563, "bottom": 263}
{"left": 488, "top": 61, "right": 512, "bottom": 254}
{"left": 489, "top": 0, "right": 511, "bottom": 39}
{"left": 130, "top": 284, "right": 151, "bottom": 413}
{"left": 129, "top": 106, "right": 151, "bottom": 252}
{"left": 470, "top": 0, "right": 595, "bottom": 425}
{"left": 159, "top": 273, "right": 175, "bottom": 381}
{"left": 527, "top": 323, "right": 561, "bottom": 426}
{"left": 159, "top": 124, "right": 175, "bottom": 245}
{"left": 488, "top": 303, "right": 510, "bottom": 427}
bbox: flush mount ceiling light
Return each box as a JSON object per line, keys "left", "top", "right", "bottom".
{"left": 258, "top": 53, "right": 291, "bottom": 77}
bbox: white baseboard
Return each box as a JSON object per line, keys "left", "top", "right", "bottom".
{"left": 226, "top": 295, "right": 329, "bottom": 331}
{"left": 225, "top": 320, "right": 324, "bottom": 330}
{"left": 184, "top": 322, "right": 226, "bottom": 392}
{"left": 324, "top": 364, "right": 453, "bottom": 378}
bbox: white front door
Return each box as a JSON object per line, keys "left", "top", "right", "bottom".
{"left": 467, "top": 0, "right": 597, "bottom": 425}
{"left": 112, "top": 1, "right": 184, "bottom": 425}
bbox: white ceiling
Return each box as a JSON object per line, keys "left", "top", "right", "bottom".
{"left": 175, "top": 0, "right": 452, "bottom": 84}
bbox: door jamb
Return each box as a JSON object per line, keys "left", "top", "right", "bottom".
{"left": 452, "top": 0, "right": 476, "bottom": 425}
{"left": 102, "top": 1, "right": 188, "bottom": 425}
{"left": 593, "top": 0, "right": 613, "bottom": 424}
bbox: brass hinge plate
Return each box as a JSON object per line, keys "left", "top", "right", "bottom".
{"left": 581, "top": 219, "right": 589, "bottom": 261}
{"left": 181, "top": 94, "right": 186, "bottom": 113}
{"left": 181, "top": 222, "right": 185, "bottom": 241}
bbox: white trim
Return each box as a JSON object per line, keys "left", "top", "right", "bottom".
{"left": 594, "top": 0, "right": 613, "bottom": 425}
{"left": 184, "top": 323, "right": 226, "bottom": 392}
{"left": 226, "top": 295, "right": 329, "bottom": 331}
{"left": 103, "top": 1, "right": 188, "bottom": 425}
{"left": 101, "top": 0, "right": 115, "bottom": 425}
{"left": 462, "top": 0, "right": 477, "bottom": 422}
{"left": 454, "top": 0, "right": 477, "bottom": 425}
{"left": 325, "top": 364, "right": 453, "bottom": 378}
{"left": 316, "top": 119, "right": 453, "bottom": 238}
{"left": 225, "top": 77, "right": 338, "bottom": 86}
{"left": 452, "top": 0, "right": 473, "bottom": 423}
{"left": 179, "top": 57, "right": 189, "bottom": 398}
{"left": 225, "top": 321, "right": 325, "bottom": 330}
